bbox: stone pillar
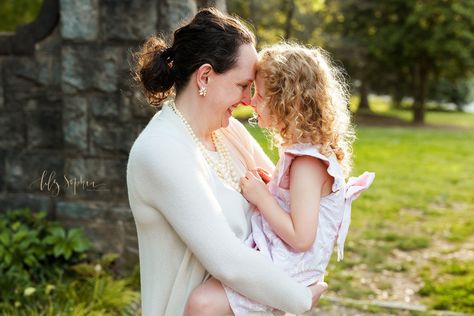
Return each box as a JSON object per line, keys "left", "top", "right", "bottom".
{"left": 158, "top": 0, "right": 197, "bottom": 37}
{"left": 0, "top": 0, "right": 200, "bottom": 267}
{"left": 196, "top": 0, "right": 227, "bottom": 11}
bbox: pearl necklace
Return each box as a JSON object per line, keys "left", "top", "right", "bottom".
{"left": 169, "top": 102, "right": 241, "bottom": 192}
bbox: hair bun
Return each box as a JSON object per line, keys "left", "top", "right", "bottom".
{"left": 133, "top": 36, "right": 175, "bottom": 106}
{"left": 161, "top": 47, "right": 175, "bottom": 61}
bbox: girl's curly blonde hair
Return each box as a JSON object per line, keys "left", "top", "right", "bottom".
{"left": 257, "top": 43, "right": 355, "bottom": 177}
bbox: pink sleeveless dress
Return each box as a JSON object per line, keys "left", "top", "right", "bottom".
{"left": 224, "top": 143, "right": 375, "bottom": 315}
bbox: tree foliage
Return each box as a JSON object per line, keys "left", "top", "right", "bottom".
{"left": 228, "top": 0, "right": 326, "bottom": 47}
{"left": 229, "top": 0, "right": 474, "bottom": 123}
{"left": 0, "top": 0, "right": 43, "bottom": 32}
{"left": 319, "top": 0, "right": 474, "bottom": 122}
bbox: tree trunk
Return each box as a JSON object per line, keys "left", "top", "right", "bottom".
{"left": 283, "top": 0, "right": 295, "bottom": 40}
{"left": 358, "top": 80, "right": 370, "bottom": 110}
{"left": 392, "top": 88, "right": 403, "bottom": 109}
{"left": 249, "top": 0, "right": 256, "bottom": 24}
{"left": 412, "top": 65, "right": 428, "bottom": 124}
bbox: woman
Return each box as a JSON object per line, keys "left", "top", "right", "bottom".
{"left": 127, "top": 8, "right": 318, "bottom": 316}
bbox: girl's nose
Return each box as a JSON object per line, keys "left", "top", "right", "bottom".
{"left": 250, "top": 96, "right": 257, "bottom": 107}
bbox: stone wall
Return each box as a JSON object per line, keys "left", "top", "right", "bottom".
{"left": 0, "top": 0, "right": 224, "bottom": 267}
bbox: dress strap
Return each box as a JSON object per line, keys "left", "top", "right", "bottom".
{"left": 278, "top": 144, "right": 344, "bottom": 192}
{"left": 337, "top": 171, "right": 375, "bottom": 261}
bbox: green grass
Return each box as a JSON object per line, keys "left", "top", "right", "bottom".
{"left": 244, "top": 123, "right": 474, "bottom": 313}
{"left": 232, "top": 105, "right": 255, "bottom": 120}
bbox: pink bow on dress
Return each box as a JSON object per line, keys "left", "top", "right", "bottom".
{"left": 336, "top": 171, "right": 375, "bottom": 261}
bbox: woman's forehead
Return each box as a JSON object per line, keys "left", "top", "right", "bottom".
{"left": 233, "top": 44, "right": 258, "bottom": 79}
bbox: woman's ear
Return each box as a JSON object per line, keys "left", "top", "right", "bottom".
{"left": 196, "top": 64, "right": 213, "bottom": 89}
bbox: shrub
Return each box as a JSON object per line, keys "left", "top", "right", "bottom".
{"left": 0, "top": 209, "right": 140, "bottom": 315}
{"left": 0, "top": 209, "right": 90, "bottom": 302}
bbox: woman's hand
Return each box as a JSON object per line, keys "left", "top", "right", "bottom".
{"left": 240, "top": 170, "right": 272, "bottom": 207}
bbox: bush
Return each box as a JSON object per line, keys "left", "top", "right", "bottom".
{"left": 0, "top": 209, "right": 90, "bottom": 302}
{"left": 0, "top": 209, "right": 140, "bottom": 315}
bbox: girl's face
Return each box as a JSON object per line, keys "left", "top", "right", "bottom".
{"left": 251, "top": 72, "right": 272, "bottom": 128}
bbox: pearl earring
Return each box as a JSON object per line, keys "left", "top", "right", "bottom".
{"left": 199, "top": 87, "right": 207, "bottom": 97}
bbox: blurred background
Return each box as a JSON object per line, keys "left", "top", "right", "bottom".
{"left": 0, "top": 0, "right": 472, "bottom": 315}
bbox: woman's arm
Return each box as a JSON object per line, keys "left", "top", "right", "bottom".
{"left": 129, "top": 139, "right": 312, "bottom": 314}
{"left": 241, "top": 156, "right": 327, "bottom": 252}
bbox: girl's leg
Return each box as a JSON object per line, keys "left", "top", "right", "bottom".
{"left": 184, "top": 277, "right": 233, "bottom": 316}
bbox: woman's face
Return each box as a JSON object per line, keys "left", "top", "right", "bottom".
{"left": 251, "top": 72, "right": 272, "bottom": 129}
{"left": 207, "top": 44, "right": 257, "bottom": 128}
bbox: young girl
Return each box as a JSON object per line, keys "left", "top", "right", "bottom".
{"left": 184, "top": 43, "right": 375, "bottom": 316}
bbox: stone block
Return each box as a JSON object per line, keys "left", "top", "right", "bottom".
{"left": 91, "top": 218, "right": 126, "bottom": 254}
{"left": 36, "top": 27, "right": 62, "bottom": 55}
{"left": 0, "top": 193, "right": 52, "bottom": 213}
{"left": 157, "top": 0, "right": 197, "bottom": 36}
{"left": 89, "top": 93, "right": 119, "bottom": 119}
{"left": 61, "top": 45, "right": 121, "bottom": 93}
{"left": 109, "top": 205, "right": 133, "bottom": 221}
{"left": 26, "top": 110, "right": 62, "bottom": 149}
{"left": 36, "top": 52, "right": 61, "bottom": 87}
{"left": 64, "top": 157, "right": 127, "bottom": 199}
{"left": 0, "top": 150, "right": 5, "bottom": 192}
{"left": 89, "top": 119, "right": 136, "bottom": 155}
{"left": 4, "top": 88, "right": 41, "bottom": 110}
{"left": 56, "top": 200, "right": 105, "bottom": 220}
{"left": 62, "top": 158, "right": 110, "bottom": 199}
{"left": 8, "top": 57, "right": 39, "bottom": 83}
{"left": 24, "top": 95, "right": 62, "bottom": 111}
{"left": 60, "top": 217, "right": 130, "bottom": 257}
{"left": 196, "top": 0, "right": 227, "bottom": 11}
{"left": 5, "top": 152, "right": 64, "bottom": 196}
{"left": 121, "top": 89, "right": 157, "bottom": 119}
{"left": 0, "top": 68, "right": 4, "bottom": 110}
{"left": 3, "top": 57, "right": 42, "bottom": 90}
{"left": 60, "top": 0, "right": 99, "bottom": 40}
{"left": 0, "top": 112, "right": 25, "bottom": 149}
{"left": 63, "top": 96, "right": 88, "bottom": 151}
{"left": 3, "top": 35, "right": 62, "bottom": 88}
{"left": 102, "top": 0, "right": 157, "bottom": 40}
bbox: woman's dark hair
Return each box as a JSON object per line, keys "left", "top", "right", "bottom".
{"left": 133, "top": 8, "right": 255, "bottom": 106}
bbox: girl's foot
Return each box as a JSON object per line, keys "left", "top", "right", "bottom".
{"left": 310, "top": 281, "right": 328, "bottom": 306}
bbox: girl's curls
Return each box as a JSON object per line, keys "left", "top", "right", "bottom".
{"left": 257, "top": 43, "right": 355, "bottom": 176}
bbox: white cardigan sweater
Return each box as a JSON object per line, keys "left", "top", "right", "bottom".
{"left": 126, "top": 104, "right": 312, "bottom": 316}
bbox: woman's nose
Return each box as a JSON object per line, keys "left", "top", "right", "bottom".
{"left": 241, "top": 85, "right": 252, "bottom": 105}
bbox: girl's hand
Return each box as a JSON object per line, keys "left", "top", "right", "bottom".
{"left": 240, "top": 171, "right": 271, "bottom": 207}
{"left": 253, "top": 167, "right": 272, "bottom": 184}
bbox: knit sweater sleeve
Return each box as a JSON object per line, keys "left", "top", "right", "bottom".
{"left": 128, "top": 136, "right": 312, "bottom": 314}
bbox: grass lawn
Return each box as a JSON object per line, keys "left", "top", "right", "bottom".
{"left": 242, "top": 114, "right": 474, "bottom": 313}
